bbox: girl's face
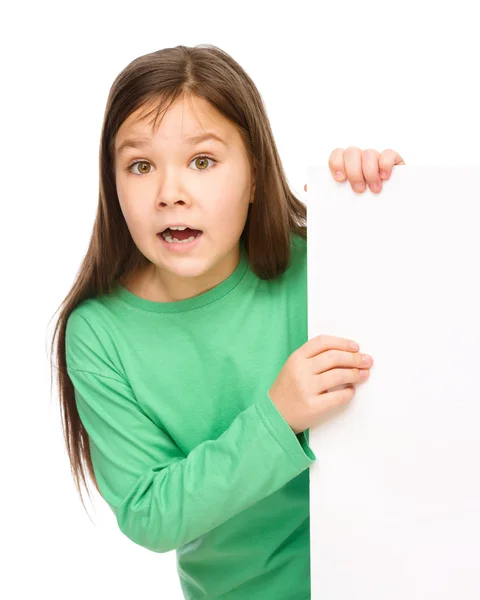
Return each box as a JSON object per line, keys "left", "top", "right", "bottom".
{"left": 114, "top": 94, "right": 255, "bottom": 301}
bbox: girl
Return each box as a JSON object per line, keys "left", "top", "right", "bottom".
{"left": 50, "top": 44, "right": 404, "bottom": 599}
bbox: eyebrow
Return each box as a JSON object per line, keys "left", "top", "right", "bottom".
{"left": 116, "top": 132, "right": 228, "bottom": 156}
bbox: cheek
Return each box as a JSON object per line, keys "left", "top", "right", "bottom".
{"left": 117, "top": 195, "right": 148, "bottom": 236}
{"left": 211, "top": 198, "right": 250, "bottom": 235}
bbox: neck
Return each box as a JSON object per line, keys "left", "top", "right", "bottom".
{"left": 121, "top": 244, "right": 241, "bottom": 303}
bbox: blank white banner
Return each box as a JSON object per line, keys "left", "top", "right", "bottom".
{"left": 306, "top": 165, "right": 480, "bottom": 599}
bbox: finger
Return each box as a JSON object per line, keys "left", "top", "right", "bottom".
{"left": 311, "top": 348, "right": 372, "bottom": 374}
{"left": 379, "top": 149, "right": 406, "bottom": 179}
{"left": 328, "top": 148, "right": 347, "bottom": 181}
{"left": 302, "top": 334, "right": 358, "bottom": 359}
{"left": 304, "top": 184, "right": 307, "bottom": 192}
{"left": 343, "top": 147, "right": 365, "bottom": 192}
{"left": 362, "top": 148, "right": 382, "bottom": 193}
{"left": 316, "top": 386, "right": 355, "bottom": 413}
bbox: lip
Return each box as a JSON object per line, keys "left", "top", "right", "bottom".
{"left": 157, "top": 231, "right": 203, "bottom": 252}
{"left": 159, "top": 223, "right": 202, "bottom": 233}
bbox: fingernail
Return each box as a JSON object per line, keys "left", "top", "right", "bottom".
{"left": 354, "top": 183, "right": 364, "bottom": 191}
{"left": 380, "top": 171, "right": 388, "bottom": 178}
{"left": 371, "top": 183, "right": 381, "bottom": 192}
{"left": 335, "top": 171, "right": 344, "bottom": 179}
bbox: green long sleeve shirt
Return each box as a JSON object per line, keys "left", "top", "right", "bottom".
{"left": 65, "top": 231, "right": 316, "bottom": 599}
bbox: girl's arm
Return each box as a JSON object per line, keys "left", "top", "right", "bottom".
{"left": 65, "top": 312, "right": 315, "bottom": 553}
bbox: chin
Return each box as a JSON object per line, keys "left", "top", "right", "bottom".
{"left": 155, "top": 257, "right": 215, "bottom": 279}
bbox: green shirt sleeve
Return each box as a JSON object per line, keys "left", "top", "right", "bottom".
{"left": 66, "top": 312, "right": 316, "bottom": 554}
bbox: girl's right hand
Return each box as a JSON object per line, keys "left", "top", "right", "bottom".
{"left": 268, "top": 334, "right": 373, "bottom": 435}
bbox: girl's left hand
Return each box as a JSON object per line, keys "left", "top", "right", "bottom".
{"left": 304, "top": 147, "right": 406, "bottom": 193}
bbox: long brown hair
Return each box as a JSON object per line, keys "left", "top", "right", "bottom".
{"left": 48, "top": 44, "right": 307, "bottom": 512}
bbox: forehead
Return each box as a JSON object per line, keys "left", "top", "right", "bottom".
{"left": 115, "top": 94, "right": 234, "bottom": 149}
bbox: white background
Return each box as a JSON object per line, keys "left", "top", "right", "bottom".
{"left": 1, "top": 0, "right": 479, "bottom": 598}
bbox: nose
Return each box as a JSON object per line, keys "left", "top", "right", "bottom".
{"left": 155, "top": 167, "right": 190, "bottom": 208}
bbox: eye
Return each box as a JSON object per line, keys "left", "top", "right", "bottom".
{"left": 127, "top": 160, "right": 153, "bottom": 175}
{"left": 189, "top": 154, "right": 217, "bottom": 171}
{"left": 126, "top": 154, "right": 217, "bottom": 176}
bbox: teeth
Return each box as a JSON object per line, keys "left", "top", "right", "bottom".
{"left": 169, "top": 226, "right": 187, "bottom": 230}
{"left": 161, "top": 232, "right": 198, "bottom": 244}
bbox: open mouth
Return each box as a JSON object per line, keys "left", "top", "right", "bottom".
{"left": 158, "top": 227, "right": 203, "bottom": 244}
